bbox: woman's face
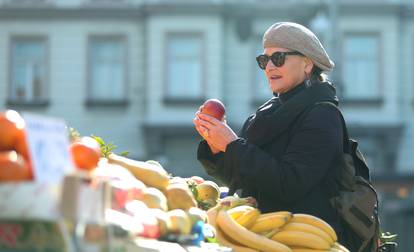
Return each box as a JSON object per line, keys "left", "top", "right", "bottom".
{"left": 263, "top": 47, "right": 313, "bottom": 94}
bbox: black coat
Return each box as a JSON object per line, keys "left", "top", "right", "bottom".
{"left": 197, "top": 82, "right": 345, "bottom": 236}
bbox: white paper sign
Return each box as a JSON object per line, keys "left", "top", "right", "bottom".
{"left": 22, "top": 113, "right": 74, "bottom": 183}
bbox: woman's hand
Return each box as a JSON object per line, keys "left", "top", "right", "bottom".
{"left": 193, "top": 111, "right": 238, "bottom": 153}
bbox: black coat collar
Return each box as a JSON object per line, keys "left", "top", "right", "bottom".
{"left": 246, "top": 82, "right": 338, "bottom": 146}
{"left": 278, "top": 82, "right": 307, "bottom": 104}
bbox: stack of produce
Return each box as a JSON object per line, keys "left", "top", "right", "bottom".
{"left": 66, "top": 131, "right": 222, "bottom": 244}
{"left": 207, "top": 201, "right": 351, "bottom": 252}
{"left": 1, "top": 112, "right": 351, "bottom": 251}
{"left": 83, "top": 153, "right": 209, "bottom": 240}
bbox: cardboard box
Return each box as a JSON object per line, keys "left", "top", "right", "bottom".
{"left": 60, "top": 174, "right": 110, "bottom": 223}
{"left": 0, "top": 182, "right": 61, "bottom": 220}
{"left": 111, "top": 238, "right": 187, "bottom": 252}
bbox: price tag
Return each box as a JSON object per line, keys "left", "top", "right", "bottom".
{"left": 22, "top": 113, "right": 74, "bottom": 183}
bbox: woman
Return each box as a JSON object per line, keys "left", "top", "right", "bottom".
{"left": 193, "top": 22, "right": 349, "bottom": 245}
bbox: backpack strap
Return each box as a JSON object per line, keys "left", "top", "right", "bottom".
{"left": 311, "top": 102, "right": 371, "bottom": 180}
{"left": 291, "top": 101, "right": 349, "bottom": 151}
{"left": 313, "top": 102, "right": 349, "bottom": 152}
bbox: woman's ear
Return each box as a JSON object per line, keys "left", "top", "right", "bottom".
{"left": 304, "top": 57, "right": 314, "bottom": 75}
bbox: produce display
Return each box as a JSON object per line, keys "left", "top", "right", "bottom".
{"left": 0, "top": 109, "right": 352, "bottom": 252}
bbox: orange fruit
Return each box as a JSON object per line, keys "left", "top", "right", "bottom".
{"left": 69, "top": 137, "right": 101, "bottom": 171}
{"left": 0, "top": 151, "right": 33, "bottom": 182}
{"left": 0, "top": 110, "right": 25, "bottom": 151}
{"left": 15, "top": 129, "right": 30, "bottom": 160}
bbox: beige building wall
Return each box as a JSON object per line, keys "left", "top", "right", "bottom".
{"left": 0, "top": 17, "right": 146, "bottom": 158}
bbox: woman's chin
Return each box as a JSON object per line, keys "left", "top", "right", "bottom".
{"left": 269, "top": 83, "right": 283, "bottom": 94}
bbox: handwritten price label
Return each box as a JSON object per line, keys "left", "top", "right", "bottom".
{"left": 22, "top": 113, "right": 74, "bottom": 183}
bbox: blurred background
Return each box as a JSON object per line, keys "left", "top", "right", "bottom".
{"left": 0, "top": 0, "right": 413, "bottom": 249}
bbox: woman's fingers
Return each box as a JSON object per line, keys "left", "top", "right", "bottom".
{"left": 193, "top": 116, "right": 209, "bottom": 130}
{"left": 194, "top": 112, "right": 228, "bottom": 141}
{"left": 196, "top": 118, "right": 216, "bottom": 129}
{"left": 194, "top": 122, "right": 209, "bottom": 138}
{"left": 198, "top": 113, "right": 219, "bottom": 126}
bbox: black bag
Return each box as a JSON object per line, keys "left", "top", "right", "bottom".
{"left": 317, "top": 102, "right": 380, "bottom": 252}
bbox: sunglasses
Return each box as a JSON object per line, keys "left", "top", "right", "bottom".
{"left": 256, "top": 51, "right": 304, "bottom": 70}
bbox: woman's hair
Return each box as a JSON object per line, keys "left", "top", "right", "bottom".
{"left": 310, "top": 66, "right": 328, "bottom": 82}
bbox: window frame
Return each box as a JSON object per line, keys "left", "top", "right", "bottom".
{"left": 341, "top": 31, "right": 384, "bottom": 105}
{"left": 162, "top": 31, "right": 206, "bottom": 105}
{"left": 86, "top": 34, "right": 129, "bottom": 107}
{"left": 412, "top": 34, "right": 414, "bottom": 108}
{"left": 8, "top": 35, "right": 49, "bottom": 107}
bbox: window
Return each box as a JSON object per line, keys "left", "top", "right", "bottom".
{"left": 10, "top": 38, "right": 47, "bottom": 103}
{"left": 342, "top": 34, "right": 380, "bottom": 99}
{"left": 254, "top": 39, "right": 270, "bottom": 101}
{"left": 165, "top": 33, "right": 204, "bottom": 101}
{"left": 88, "top": 36, "right": 126, "bottom": 102}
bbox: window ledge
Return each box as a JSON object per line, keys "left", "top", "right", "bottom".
{"left": 6, "top": 99, "right": 50, "bottom": 109}
{"left": 85, "top": 99, "right": 129, "bottom": 107}
{"left": 163, "top": 97, "right": 205, "bottom": 106}
{"left": 340, "top": 97, "right": 384, "bottom": 106}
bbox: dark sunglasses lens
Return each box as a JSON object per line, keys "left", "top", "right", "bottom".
{"left": 256, "top": 55, "right": 269, "bottom": 70}
{"left": 271, "top": 52, "right": 285, "bottom": 67}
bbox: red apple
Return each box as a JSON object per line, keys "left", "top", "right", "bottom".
{"left": 200, "top": 99, "right": 225, "bottom": 121}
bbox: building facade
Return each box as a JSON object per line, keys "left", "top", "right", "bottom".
{"left": 1, "top": 0, "right": 414, "bottom": 247}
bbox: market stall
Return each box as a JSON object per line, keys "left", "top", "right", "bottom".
{"left": 0, "top": 110, "right": 351, "bottom": 252}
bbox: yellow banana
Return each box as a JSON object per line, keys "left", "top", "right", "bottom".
{"left": 220, "top": 196, "right": 257, "bottom": 209}
{"left": 260, "top": 211, "right": 292, "bottom": 219}
{"left": 290, "top": 214, "right": 337, "bottom": 242}
{"left": 235, "top": 208, "right": 261, "bottom": 229}
{"left": 271, "top": 230, "right": 331, "bottom": 250}
{"left": 217, "top": 227, "right": 259, "bottom": 252}
{"left": 207, "top": 205, "right": 259, "bottom": 252}
{"left": 207, "top": 205, "right": 220, "bottom": 226}
{"left": 282, "top": 222, "right": 334, "bottom": 246}
{"left": 260, "top": 228, "right": 280, "bottom": 239}
{"left": 291, "top": 248, "right": 329, "bottom": 252}
{"left": 332, "top": 242, "right": 350, "bottom": 252}
{"left": 216, "top": 209, "right": 292, "bottom": 252}
{"left": 250, "top": 213, "right": 290, "bottom": 233}
{"left": 228, "top": 205, "right": 255, "bottom": 220}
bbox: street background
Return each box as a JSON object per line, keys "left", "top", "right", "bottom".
{"left": 0, "top": 0, "right": 413, "bottom": 250}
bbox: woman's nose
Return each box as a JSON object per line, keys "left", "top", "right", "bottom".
{"left": 266, "top": 59, "right": 275, "bottom": 70}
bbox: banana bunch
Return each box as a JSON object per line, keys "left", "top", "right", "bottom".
{"left": 208, "top": 202, "right": 351, "bottom": 252}
{"left": 269, "top": 213, "right": 349, "bottom": 252}
{"left": 207, "top": 200, "right": 292, "bottom": 252}
{"left": 248, "top": 209, "right": 349, "bottom": 252}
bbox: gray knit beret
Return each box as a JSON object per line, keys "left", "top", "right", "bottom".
{"left": 263, "top": 22, "right": 334, "bottom": 71}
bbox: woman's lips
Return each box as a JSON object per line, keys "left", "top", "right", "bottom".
{"left": 270, "top": 75, "right": 282, "bottom": 80}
